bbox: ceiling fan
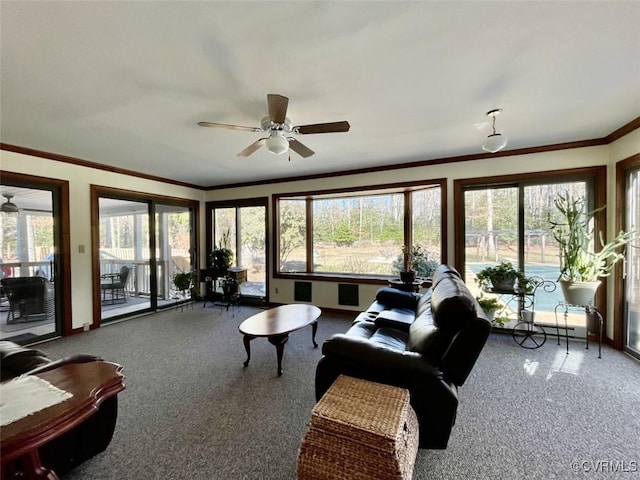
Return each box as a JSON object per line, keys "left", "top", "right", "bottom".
{"left": 198, "top": 94, "right": 350, "bottom": 158}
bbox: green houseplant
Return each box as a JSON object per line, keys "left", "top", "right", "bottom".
{"left": 172, "top": 269, "right": 198, "bottom": 299}
{"left": 475, "top": 294, "right": 509, "bottom": 327}
{"left": 209, "top": 229, "right": 234, "bottom": 276}
{"left": 394, "top": 244, "right": 438, "bottom": 283}
{"left": 220, "top": 275, "right": 240, "bottom": 300}
{"left": 549, "top": 191, "right": 634, "bottom": 306}
{"left": 475, "top": 260, "right": 535, "bottom": 293}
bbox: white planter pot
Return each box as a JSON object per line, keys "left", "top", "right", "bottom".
{"left": 559, "top": 280, "right": 601, "bottom": 307}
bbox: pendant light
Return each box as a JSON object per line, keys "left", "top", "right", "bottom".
{"left": 482, "top": 108, "right": 508, "bottom": 153}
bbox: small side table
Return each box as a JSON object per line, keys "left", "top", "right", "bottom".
{"left": 554, "top": 302, "right": 603, "bottom": 358}
{"left": 388, "top": 277, "right": 431, "bottom": 293}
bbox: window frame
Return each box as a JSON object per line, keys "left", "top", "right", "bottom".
{"left": 273, "top": 179, "right": 446, "bottom": 283}
{"left": 454, "top": 166, "right": 607, "bottom": 313}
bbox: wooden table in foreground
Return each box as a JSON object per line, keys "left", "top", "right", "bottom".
{"left": 1, "top": 361, "right": 125, "bottom": 480}
{"left": 239, "top": 304, "right": 321, "bottom": 376}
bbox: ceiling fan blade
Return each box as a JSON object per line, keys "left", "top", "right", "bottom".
{"left": 295, "top": 121, "right": 350, "bottom": 134}
{"left": 237, "top": 138, "right": 267, "bottom": 157}
{"left": 198, "top": 121, "right": 260, "bottom": 132}
{"left": 288, "top": 139, "right": 315, "bottom": 158}
{"left": 267, "top": 94, "right": 289, "bottom": 124}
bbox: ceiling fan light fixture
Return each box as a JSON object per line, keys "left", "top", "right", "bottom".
{"left": 0, "top": 194, "right": 19, "bottom": 213}
{"left": 266, "top": 133, "right": 289, "bottom": 155}
{"left": 481, "top": 108, "right": 508, "bottom": 153}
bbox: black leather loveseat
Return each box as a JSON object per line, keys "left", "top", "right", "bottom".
{"left": 315, "top": 265, "right": 491, "bottom": 449}
{"left": 0, "top": 341, "right": 120, "bottom": 476}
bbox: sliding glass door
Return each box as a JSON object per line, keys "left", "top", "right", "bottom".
{"left": 624, "top": 165, "right": 640, "bottom": 358}
{"left": 94, "top": 187, "right": 197, "bottom": 324}
{"left": 99, "top": 198, "right": 151, "bottom": 322}
{"left": 0, "top": 175, "right": 68, "bottom": 344}
{"left": 156, "top": 203, "right": 195, "bottom": 304}
{"left": 458, "top": 173, "right": 600, "bottom": 333}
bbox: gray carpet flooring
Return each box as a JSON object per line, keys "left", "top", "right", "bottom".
{"left": 35, "top": 304, "right": 640, "bottom": 480}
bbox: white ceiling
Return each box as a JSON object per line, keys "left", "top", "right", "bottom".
{"left": 1, "top": 1, "right": 639, "bottom": 188}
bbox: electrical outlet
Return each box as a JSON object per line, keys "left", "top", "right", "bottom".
{"left": 78, "top": 244, "right": 85, "bottom": 253}
{"left": 275, "top": 287, "right": 279, "bottom": 294}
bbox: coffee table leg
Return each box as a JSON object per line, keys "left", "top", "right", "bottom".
{"left": 311, "top": 320, "right": 318, "bottom": 348}
{"left": 243, "top": 334, "right": 256, "bottom": 367}
{"left": 268, "top": 334, "right": 289, "bottom": 377}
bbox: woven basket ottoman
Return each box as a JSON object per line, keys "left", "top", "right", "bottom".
{"left": 297, "top": 375, "right": 419, "bottom": 480}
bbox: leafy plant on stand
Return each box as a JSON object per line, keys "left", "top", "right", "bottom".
{"left": 475, "top": 294, "right": 509, "bottom": 327}
{"left": 475, "top": 260, "right": 535, "bottom": 292}
{"left": 220, "top": 275, "right": 240, "bottom": 294}
{"left": 172, "top": 268, "right": 198, "bottom": 300}
{"left": 550, "top": 191, "right": 633, "bottom": 282}
{"left": 549, "top": 191, "right": 634, "bottom": 305}
{"left": 209, "top": 229, "right": 234, "bottom": 275}
{"left": 393, "top": 244, "right": 438, "bottom": 281}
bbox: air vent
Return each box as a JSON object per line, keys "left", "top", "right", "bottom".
{"left": 338, "top": 284, "right": 359, "bottom": 306}
{"left": 294, "top": 281, "right": 312, "bottom": 302}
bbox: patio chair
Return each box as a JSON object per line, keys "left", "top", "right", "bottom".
{"left": 101, "top": 265, "right": 131, "bottom": 304}
{"left": 1, "top": 276, "right": 55, "bottom": 323}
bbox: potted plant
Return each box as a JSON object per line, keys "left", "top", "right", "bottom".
{"left": 549, "top": 191, "right": 634, "bottom": 306}
{"left": 475, "top": 260, "right": 532, "bottom": 292}
{"left": 475, "top": 294, "right": 509, "bottom": 327}
{"left": 394, "top": 245, "right": 438, "bottom": 283}
{"left": 209, "top": 229, "right": 234, "bottom": 276}
{"left": 172, "top": 268, "right": 197, "bottom": 299}
{"left": 220, "top": 275, "right": 240, "bottom": 300}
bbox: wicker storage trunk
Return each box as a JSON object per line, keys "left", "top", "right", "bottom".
{"left": 297, "top": 375, "right": 419, "bottom": 480}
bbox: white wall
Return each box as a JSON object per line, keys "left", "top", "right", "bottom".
{"left": 2, "top": 130, "right": 638, "bottom": 336}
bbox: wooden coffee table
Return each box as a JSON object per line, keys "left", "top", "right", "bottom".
{"left": 239, "top": 304, "right": 321, "bottom": 376}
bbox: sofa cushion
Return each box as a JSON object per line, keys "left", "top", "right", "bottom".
{"left": 406, "top": 311, "right": 452, "bottom": 362}
{"left": 415, "top": 289, "right": 432, "bottom": 317}
{"left": 430, "top": 276, "right": 477, "bottom": 331}
{"left": 431, "top": 264, "right": 462, "bottom": 289}
{"left": 369, "top": 327, "right": 409, "bottom": 351}
{"left": 375, "top": 287, "right": 420, "bottom": 310}
{"left": 374, "top": 308, "right": 416, "bottom": 331}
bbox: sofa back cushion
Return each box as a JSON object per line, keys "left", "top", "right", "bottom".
{"left": 430, "top": 276, "right": 477, "bottom": 330}
{"left": 407, "top": 311, "right": 450, "bottom": 363}
{"left": 407, "top": 271, "right": 491, "bottom": 385}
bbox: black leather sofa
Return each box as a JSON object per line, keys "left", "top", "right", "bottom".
{"left": 315, "top": 265, "right": 492, "bottom": 449}
{"left": 0, "top": 341, "right": 120, "bottom": 476}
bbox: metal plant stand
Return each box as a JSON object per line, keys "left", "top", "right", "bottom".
{"left": 485, "top": 277, "right": 556, "bottom": 349}
{"left": 554, "top": 302, "right": 603, "bottom": 358}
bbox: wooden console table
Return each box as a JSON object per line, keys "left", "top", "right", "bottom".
{"left": 1, "top": 361, "right": 125, "bottom": 480}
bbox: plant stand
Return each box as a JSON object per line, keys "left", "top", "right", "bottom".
{"left": 554, "top": 303, "right": 603, "bottom": 358}
{"left": 484, "top": 277, "right": 556, "bottom": 349}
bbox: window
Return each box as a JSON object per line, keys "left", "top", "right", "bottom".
{"left": 275, "top": 182, "right": 444, "bottom": 279}
{"left": 209, "top": 199, "right": 268, "bottom": 299}
{"left": 455, "top": 167, "right": 606, "bottom": 330}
